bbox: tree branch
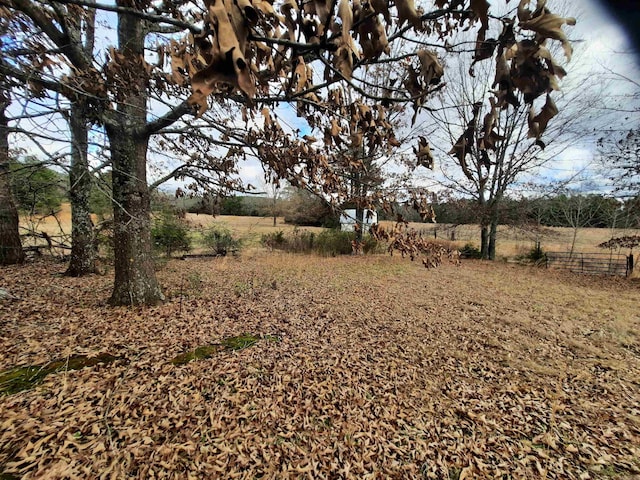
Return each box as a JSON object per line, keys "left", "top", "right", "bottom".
{"left": 143, "top": 101, "right": 194, "bottom": 137}
{"left": 44, "top": 0, "right": 201, "bottom": 34}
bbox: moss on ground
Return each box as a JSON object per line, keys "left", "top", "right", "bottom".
{"left": 171, "top": 334, "right": 279, "bottom": 365}
{"left": 0, "top": 353, "right": 118, "bottom": 396}
{"left": 171, "top": 345, "right": 223, "bottom": 365}
{"left": 221, "top": 334, "right": 260, "bottom": 350}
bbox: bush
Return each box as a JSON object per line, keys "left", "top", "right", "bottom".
{"left": 152, "top": 213, "right": 191, "bottom": 256}
{"left": 261, "top": 230, "right": 285, "bottom": 250}
{"left": 362, "top": 233, "right": 385, "bottom": 254}
{"left": 203, "top": 224, "right": 240, "bottom": 256}
{"left": 262, "top": 229, "right": 380, "bottom": 256}
{"left": 518, "top": 241, "right": 547, "bottom": 264}
{"left": 264, "top": 228, "right": 316, "bottom": 253}
{"left": 315, "top": 230, "right": 353, "bottom": 256}
{"left": 459, "top": 243, "right": 482, "bottom": 259}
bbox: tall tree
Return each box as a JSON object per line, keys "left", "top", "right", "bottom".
{"left": 0, "top": 91, "right": 24, "bottom": 265}
{"left": 65, "top": 4, "right": 98, "bottom": 276}
{"left": 427, "top": 20, "right": 581, "bottom": 259}
{"left": 1, "top": 0, "right": 99, "bottom": 274}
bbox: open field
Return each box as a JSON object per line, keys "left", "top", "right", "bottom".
{"left": 380, "top": 221, "right": 640, "bottom": 258}
{"left": 183, "top": 213, "right": 325, "bottom": 249}
{"left": 22, "top": 204, "right": 639, "bottom": 259}
{"left": 1, "top": 254, "right": 639, "bottom": 478}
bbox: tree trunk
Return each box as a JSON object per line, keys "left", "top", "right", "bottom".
{"left": 355, "top": 205, "right": 364, "bottom": 244}
{"left": 65, "top": 102, "right": 96, "bottom": 276}
{"left": 480, "top": 224, "right": 489, "bottom": 259}
{"left": 488, "top": 217, "right": 498, "bottom": 260}
{"left": 107, "top": 127, "right": 163, "bottom": 305}
{"left": 272, "top": 196, "right": 277, "bottom": 227}
{"left": 106, "top": 8, "right": 163, "bottom": 306}
{"left": 0, "top": 94, "right": 24, "bottom": 265}
{"left": 483, "top": 199, "right": 501, "bottom": 260}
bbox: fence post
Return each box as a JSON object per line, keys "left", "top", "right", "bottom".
{"left": 628, "top": 254, "right": 634, "bottom": 277}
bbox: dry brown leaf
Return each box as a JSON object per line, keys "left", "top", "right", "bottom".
{"left": 417, "top": 49, "right": 443, "bottom": 86}
{"left": 414, "top": 136, "right": 433, "bottom": 169}
{"left": 527, "top": 94, "right": 558, "bottom": 141}
{"left": 520, "top": 10, "right": 576, "bottom": 61}
{"left": 395, "top": 0, "right": 423, "bottom": 30}
{"left": 187, "top": 0, "right": 256, "bottom": 115}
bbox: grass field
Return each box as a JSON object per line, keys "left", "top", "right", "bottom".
{"left": 183, "top": 213, "right": 325, "bottom": 250}
{"left": 22, "top": 204, "right": 640, "bottom": 259}
{"left": 1, "top": 253, "right": 639, "bottom": 478}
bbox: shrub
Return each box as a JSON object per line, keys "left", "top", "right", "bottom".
{"left": 459, "top": 243, "right": 482, "bottom": 259}
{"left": 152, "top": 213, "right": 191, "bottom": 256}
{"left": 518, "top": 242, "right": 547, "bottom": 265}
{"left": 262, "top": 229, "right": 381, "bottom": 256}
{"left": 315, "top": 230, "right": 353, "bottom": 256}
{"left": 203, "top": 224, "right": 240, "bottom": 256}
{"left": 261, "top": 230, "right": 285, "bottom": 250}
{"left": 362, "top": 233, "right": 384, "bottom": 254}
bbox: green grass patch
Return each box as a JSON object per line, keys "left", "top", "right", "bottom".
{"left": 171, "top": 345, "right": 223, "bottom": 365}
{"left": 171, "top": 334, "right": 279, "bottom": 365}
{"left": 221, "top": 334, "right": 260, "bottom": 350}
{"left": 0, "top": 353, "right": 119, "bottom": 396}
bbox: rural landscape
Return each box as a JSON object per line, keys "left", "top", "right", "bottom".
{"left": 1, "top": 0, "right": 640, "bottom": 478}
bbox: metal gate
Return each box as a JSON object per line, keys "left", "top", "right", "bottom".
{"left": 545, "top": 252, "right": 632, "bottom": 276}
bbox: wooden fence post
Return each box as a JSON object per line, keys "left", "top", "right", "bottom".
{"left": 627, "top": 254, "right": 634, "bottom": 277}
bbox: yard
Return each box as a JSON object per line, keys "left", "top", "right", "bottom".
{"left": 1, "top": 251, "right": 639, "bottom": 478}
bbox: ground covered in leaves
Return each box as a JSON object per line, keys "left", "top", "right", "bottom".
{"left": 1, "top": 254, "right": 639, "bottom": 479}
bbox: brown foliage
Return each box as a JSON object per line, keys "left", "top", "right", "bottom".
{"left": 598, "top": 235, "right": 640, "bottom": 251}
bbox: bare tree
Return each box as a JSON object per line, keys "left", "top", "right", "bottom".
{"left": 427, "top": 24, "right": 587, "bottom": 259}
{"left": 599, "top": 127, "right": 640, "bottom": 199}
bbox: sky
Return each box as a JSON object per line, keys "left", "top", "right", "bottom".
{"left": 530, "top": 0, "right": 639, "bottom": 194}
{"left": 7, "top": 0, "right": 640, "bottom": 199}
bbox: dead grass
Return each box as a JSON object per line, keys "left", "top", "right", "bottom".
{"left": 184, "top": 213, "right": 324, "bottom": 249}
{"left": 381, "top": 221, "right": 640, "bottom": 258}
{"left": 23, "top": 205, "right": 638, "bottom": 259}
{"left": 1, "top": 255, "right": 638, "bottom": 479}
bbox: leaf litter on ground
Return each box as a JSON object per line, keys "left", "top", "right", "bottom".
{"left": 0, "top": 254, "right": 638, "bottom": 478}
